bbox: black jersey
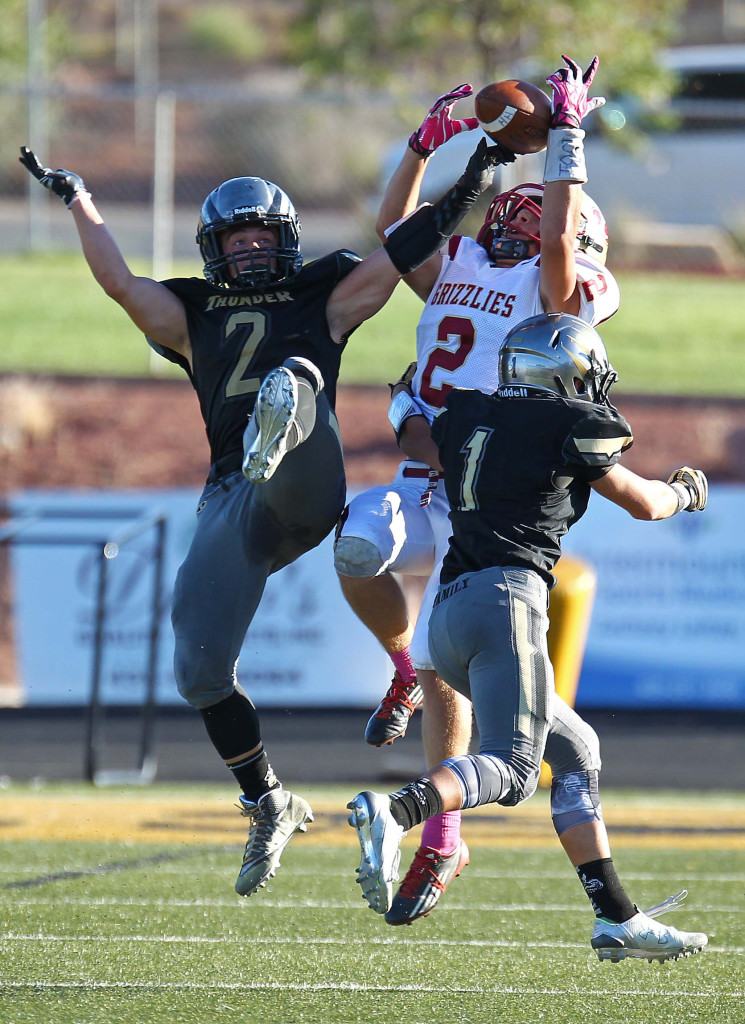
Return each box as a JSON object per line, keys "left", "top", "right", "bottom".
{"left": 431, "top": 385, "right": 633, "bottom": 587}
{"left": 148, "top": 250, "right": 361, "bottom": 466}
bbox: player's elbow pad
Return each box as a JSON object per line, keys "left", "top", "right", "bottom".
{"left": 384, "top": 157, "right": 491, "bottom": 275}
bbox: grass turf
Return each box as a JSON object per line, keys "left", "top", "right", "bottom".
{"left": 2, "top": 253, "right": 745, "bottom": 395}
{"left": 0, "top": 783, "right": 742, "bottom": 1024}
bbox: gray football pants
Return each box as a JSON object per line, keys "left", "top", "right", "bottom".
{"left": 428, "top": 566, "right": 600, "bottom": 805}
{"left": 172, "top": 394, "right": 345, "bottom": 709}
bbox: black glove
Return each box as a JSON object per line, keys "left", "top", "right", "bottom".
{"left": 388, "top": 361, "right": 417, "bottom": 394}
{"left": 667, "top": 466, "right": 708, "bottom": 512}
{"left": 19, "top": 146, "right": 88, "bottom": 207}
{"left": 466, "top": 136, "right": 516, "bottom": 183}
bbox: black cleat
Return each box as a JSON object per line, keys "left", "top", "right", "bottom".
{"left": 364, "top": 672, "right": 424, "bottom": 746}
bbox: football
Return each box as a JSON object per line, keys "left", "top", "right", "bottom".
{"left": 474, "top": 80, "right": 552, "bottom": 155}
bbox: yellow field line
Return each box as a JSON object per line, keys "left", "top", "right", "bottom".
{"left": 1, "top": 791, "right": 743, "bottom": 849}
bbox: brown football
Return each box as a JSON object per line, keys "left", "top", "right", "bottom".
{"left": 475, "top": 80, "right": 552, "bottom": 154}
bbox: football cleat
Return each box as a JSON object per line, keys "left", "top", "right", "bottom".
{"left": 347, "top": 790, "right": 407, "bottom": 914}
{"left": 242, "top": 366, "right": 300, "bottom": 483}
{"left": 385, "top": 840, "right": 470, "bottom": 925}
{"left": 364, "top": 672, "right": 424, "bottom": 746}
{"left": 591, "top": 889, "right": 708, "bottom": 963}
{"left": 235, "top": 788, "right": 313, "bottom": 897}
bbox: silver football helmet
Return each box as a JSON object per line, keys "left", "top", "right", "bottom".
{"left": 499, "top": 313, "right": 618, "bottom": 404}
{"left": 197, "top": 176, "right": 303, "bottom": 289}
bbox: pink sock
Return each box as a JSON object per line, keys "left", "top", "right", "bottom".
{"left": 390, "top": 649, "right": 416, "bottom": 684}
{"left": 421, "top": 811, "right": 461, "bottom": 855}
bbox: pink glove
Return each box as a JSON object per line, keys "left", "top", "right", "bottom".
{"left": 408, "top": 83, "right": 479, "bottom": 157}
{"left": 546, "top": 55, "right": 606, "bottom": 129}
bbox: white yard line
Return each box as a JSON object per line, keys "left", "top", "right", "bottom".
{"left": 0, "top": 980, "right": 735, "bottom": 997}
{"left": 0, "top": 932, "right": 739, "bottom": 955}
{"left": 0, "top": 896, "right": 731, "bottom": 914}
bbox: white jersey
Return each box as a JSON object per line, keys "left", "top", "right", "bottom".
{"left": 409, "top": 235, "right": 620, "bottom": 421}
{"left": 337, "top": 234, "right": 620, "bottom": 670}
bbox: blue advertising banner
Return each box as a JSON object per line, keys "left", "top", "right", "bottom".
{"left": 7, "top": 484, "right": 745, "bottom": 710}
{"left": 562, "top": 484, "right": 745, "bottom": 709}
{"left": 7, "top": 489, "right": 389, "bottom": 707}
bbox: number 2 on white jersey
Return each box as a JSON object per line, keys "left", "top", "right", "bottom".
{"left": 420, "top": 315, "right": 475, "bottom": 407}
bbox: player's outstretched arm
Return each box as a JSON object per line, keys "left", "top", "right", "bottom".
{"left": 591, "top": 463, "right": 708, "bottom": 520}
{"left": 539, "top": 56, "right": 605, "bottom": 315}
{"left": 327, "top": 139, "right": 508, "bottom": 342}
{"left": 376, "top": 83, "right": 480, "bottom": 238}
{"left": 376, "top": 86, "right": 514, "bottom": 301}
{"left": 19, "top": 147, "right": 190, "bottom": 359}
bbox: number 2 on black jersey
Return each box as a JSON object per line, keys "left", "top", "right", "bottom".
{"left": 224, "top": 311, "right": 267, "bottom": 398}
{"left": 458, "top": 427, "right": 493, "bottom": 511}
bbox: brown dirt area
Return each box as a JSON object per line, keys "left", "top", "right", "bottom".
{"left": 1, "top": 376, "right": 744, "bottom": 492}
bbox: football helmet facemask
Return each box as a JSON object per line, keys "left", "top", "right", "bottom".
{"left": 197, "top": 177, "right": 303, "bottom": 289}
{"left": 499, "top": 312, "right": 618, "bottom": 404}
{"left": 476, "top": 185, "right": 609, "bottom": 265}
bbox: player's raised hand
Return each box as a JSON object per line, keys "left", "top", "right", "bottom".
{"left": 546, "top": 55, "right": 606, "bottom": 129}
{"left": 408, "top": 84, "right": 480, "bottom": 156}
{"left": 668, "top": 467, "right": 708, "bottom": 512}
{"left": 463, "top": 136, "right": 516, "bottom": 194}
{"left": 19, "top": 146, "right": 89, "bottom": 207}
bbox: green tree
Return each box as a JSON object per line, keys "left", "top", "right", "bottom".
{"left": 0, "top": 0, "right": 71, "bottom": 85}
{"left": 289, "top": 0, "right": 685, "bottom": 114}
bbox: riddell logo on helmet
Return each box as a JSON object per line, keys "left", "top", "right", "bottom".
{"left": 233, "top": 206, "right": 266, "bottom": 216}
{"left": 499, "top": 385, "right": 530, "bottom": 398}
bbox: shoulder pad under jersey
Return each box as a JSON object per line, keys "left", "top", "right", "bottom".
{"left": 160, "top": 276, "right": 216, "bottom": 301}
{"left": 562, "top": 406, "right": 633, "bottom": 470}
{"left": 300, "top": 249, "right": 361, "bottom": 277}
{"left": 445, "top": 234, "right": 492, "bottom": 269}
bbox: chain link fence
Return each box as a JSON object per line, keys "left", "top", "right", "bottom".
{"left": 1, "top": 84, "right": 418, "bottom": 268}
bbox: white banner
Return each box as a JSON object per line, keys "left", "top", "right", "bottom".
{"left": 8, "top": 489, "right": 389, "bottom": 707}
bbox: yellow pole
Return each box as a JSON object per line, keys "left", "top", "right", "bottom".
{"left": 539, "top": 555, "right": 597, "bottom": 787}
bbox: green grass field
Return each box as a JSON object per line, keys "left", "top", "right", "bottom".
{"left": 0, "top": 783, "right": 742, "bottom": 1024}
{"left": 2, "top": 254, "right": 745, "bottom": 395}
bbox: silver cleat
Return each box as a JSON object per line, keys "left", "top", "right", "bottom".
{"left": 242, "top": 366, "right": 299, "bottom": 483}
{"left": 591, "top": 890, "right": 708, "bottom": 963}
{"left": 347, "top": 790, "right": 406, "bottom": 914}
{"left": 235, "top": 788, "right": 313, "bottom": 897}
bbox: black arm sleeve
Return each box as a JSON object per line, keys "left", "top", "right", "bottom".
{"left": 384, "top": 138, "right": 513, "bottom": 276}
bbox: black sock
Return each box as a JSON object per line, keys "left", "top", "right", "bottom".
{"left": 228, "top": 745, "right": 279, "bottom": 803}
{"left": 576, "top": 857, "right": 637, "bottom": 923}
{"left": 389, "top": 777, "right": 443, "bottom": 831}
{"left": 200, "top": 690, "right": 279, "bottom": 801}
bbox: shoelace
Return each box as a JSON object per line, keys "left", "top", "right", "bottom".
{"left": 397, "top": 848, "right": 448, "bottom": 897}
{"left": 642, "top": 889, "right": 688, "bottom": 919}
{"left": 374, "top": 679, "right": 419, "bottom": 720}
{"left": 239, "top": 804, "right": 277, "bottom": 863}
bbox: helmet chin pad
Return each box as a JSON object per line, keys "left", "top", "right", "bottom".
{"left": 490, "top": 237, "right": 533, "bottom": 261}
